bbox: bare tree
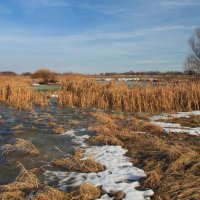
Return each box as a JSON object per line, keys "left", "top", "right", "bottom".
{"left": 184, "top": 27, "right": 200, "bottom": 74}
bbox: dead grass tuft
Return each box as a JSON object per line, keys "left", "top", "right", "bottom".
{"left": 74, "top": 148, "right": 85, "bottom": 159}
{"left": 1, "top": 138, "right": 39, "bottom": 156}
{"left": 108, "top": 190, "right": 125, "bottom": 200}
{"left": 70, "top": 183, "right": 101, "bottom": 200}
{"left": 142, "top": 171, "right": 161, "bottom": 190}
{"left": 53, "top": 125, "right": 65, "bottom": 134}
{"left": 68, "top": 120, "right": 80, "bottom": 126}
{"left": 52, "top": 156, "right": 105, "bottom": 173}
{"left": 48, "top": 121, "right": 57, "bottom": 127}
{"left": 32, "top": 186, "right": 68, "bottom": 200}
{"left": 0, "top": 162, "right": 39, "bottom": 197}
{"left": 0, "top": 190, "right": 26, "bottom": 200}
{"left": 127, "top": 117, "right": 164, "bottom": 135}
{"left": 11, "top": 123, "right": 23, "bottom": 131}
{"left": 33, "top": 183, "right": 101, "bottom": 200}
{"left": 51, "top": 149, "right": 105, "bottom": 173}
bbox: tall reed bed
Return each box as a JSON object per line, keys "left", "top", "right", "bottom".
{"left": 57, "top": 77, "right": 200, "bottom": 112}
{"left": 0, "top": 78, "right": 48, "bottom": 110}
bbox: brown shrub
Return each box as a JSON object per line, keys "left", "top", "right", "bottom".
{"left": 31, "top": 69, "right": 57, "bottom": 84}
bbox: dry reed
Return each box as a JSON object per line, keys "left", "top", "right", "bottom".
{"left": 0, "top": 78, "right": 48, "bottom": 110}
{"left": 0, "top": 162, "right": 40, "bottom": 198}
{"left": 57, "top": 77, "right": 200, "bottom": 112}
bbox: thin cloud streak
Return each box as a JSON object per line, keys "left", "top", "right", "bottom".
{"left": 0, "top": 25, "right": 195, "bottom": 44}
{"left": 161, "top": 0, "right": 200, "bottom": 7}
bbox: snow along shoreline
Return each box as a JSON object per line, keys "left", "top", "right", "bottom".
{"left": 150, "top": 111, "right": 200, "bottom": 136}
{"left": 44, "top": 129, "right": 154, "bottom": 200}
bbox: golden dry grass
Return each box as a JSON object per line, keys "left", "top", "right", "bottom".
{"left": 0, "top": 162, "right": 40, "bottom": 198}
{"left": 33, "top": 186, "right": 68, "bottom": 200}
{"left": 161, "top": 115, "right": 200, "bottom": 128}
{"left": 52, "top": 125, "right": 65, "bottom": 134}
{"left": 0, "top": 162, "right": 101, "bottom": 200}
{"left": 51, "top": 147, "right": 105, "bottom": 173}
{"left": 1, "top": 138, "right": 39, "bottom": 156}
{"left": 89, "top": 110, "right": 200, "bottom": 200}
{"left": 57, "top": 77, "right": 200, "bottom": 112}
{"left": 52, "top": 156, "right": 105, "bottom": 173}
{"left": 0, "top": 78, "right": 48, "bottom": 109}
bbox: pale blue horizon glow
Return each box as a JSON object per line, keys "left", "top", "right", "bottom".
{"left": 0, "top": 0, "right": 199, "bottom": 74}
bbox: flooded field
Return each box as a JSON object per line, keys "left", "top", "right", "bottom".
{"left": 0, "top": 103, "right": 154, "bottom": 199}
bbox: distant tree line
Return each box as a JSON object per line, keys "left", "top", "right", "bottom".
{"left": 100, "top": 71, "right": 193, "bottom": 76}
{"left": 0, "top": 70, "right": 198, "bottom": 77}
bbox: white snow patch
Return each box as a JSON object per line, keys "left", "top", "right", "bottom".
{"left": 51, "top": 94, "right": 58, "bottom": 98}
{"left": 150, "top": 111, "right": 200, "bottom": 136}
{"left": 45, "top": 129, "right": 154, "bottom": 200}
{"left": 61, "top": 130, "right": 76, "bottom": 137}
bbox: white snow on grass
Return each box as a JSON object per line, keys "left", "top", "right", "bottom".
{"left": 45, "top": 129, "right": 154, "bottom": 200}
{"left": 150, "top": 111, "right": 200, "bottom": 136}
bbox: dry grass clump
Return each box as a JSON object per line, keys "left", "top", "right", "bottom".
{"left": 1, "top": 138, "right": 39, "bottom": 156}
{"left": 70, "top": 183, "right": 101, "bottom": 200}
{"left": 0, "top": 190, "right": 26, "bottom": 200}
{"left": 108, "top": 190, "right": 125, "bottom": 200}
{"left": 52, "top": 156, "right": 105, "bottom": 173}
{"left": 74, "top": 148, "right": 85, "bottom": 159}
{"left": 88, "top": 111, "right": 200, "bottom": 199}
{"left": 68, "top": 120, "right": 80, "bottom": 126}
{"left": 0, "top": 79, "right": 48, "bottom": 109}
{"left": 142, "top": 171, "right": 161, "bottom": 190}
{"left": 127, "top": 117, "right": 164, "bottom": 135}
{"left": 0, "top": 162, "right": 40, "bottom": 199}
{"left": 48, "top": 121, "right": 57, "bottom": 127}
{"left": 52, "top": 148, "right": 105, "bottom": 173}
{"left": 32, "top": 186, "right": 68, "bottom": 200}
{"left": 93, "top": 132, "right": 124, "bottom": 146}
{"left": 52, "top": 125, "right": 65, "bottom": 134}
{"left": 0, "top": 119, "right": 5, "bottom": 124}
{"left": 33, "top": 183, "right": 101, "bottom": 200}
{"left": 0, "top": 162, "right": 101, "bottom": 200}
{"left": 122, "top": 130, "right": 200, "bottom": 199}
{"left": 162, "top": 115, "right": 200, "bottom": 128}
{"left": 11, "top": 123, "right": 23, "bottom": 131}
{"left": 88, "top": 125, "right": 124, "bottom": 146}
{"left": 90, "top": 112, "right": 117, "bottom": 127}
{"left": 57, "top": 77, "right": 200, "bottom": 112}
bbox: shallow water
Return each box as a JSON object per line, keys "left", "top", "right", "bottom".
{"left": 0, "top": 103, "right": 93, "bottom": 184}
{"left": 0, "top": 103, "right": 153, "bottom": 199}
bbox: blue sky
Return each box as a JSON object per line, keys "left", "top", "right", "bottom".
{"left": 0, "top": 0, "right": 199, "bottom": 73}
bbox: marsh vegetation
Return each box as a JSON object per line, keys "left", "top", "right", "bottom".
{"left": 0, "top": 74, "right": 200, "bottom": 200}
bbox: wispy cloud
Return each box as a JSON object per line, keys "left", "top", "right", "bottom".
{"left": 0, "top": 25, "right": 195, "bottom": 44}
{"left": 14, "top": 0, "right": 69, "bottom": 7}
{"left": 161, "top": 0, "right": 200, "bottom": 7}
